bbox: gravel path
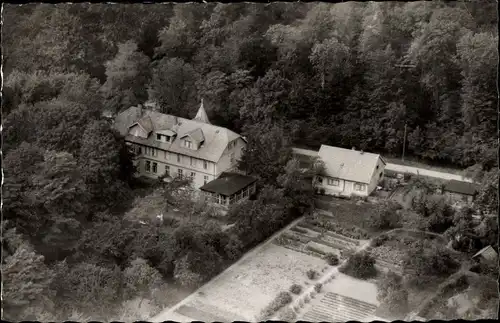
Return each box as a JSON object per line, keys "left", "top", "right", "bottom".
{"left": 385, "top": 163, "right": 473, "bottom": 183}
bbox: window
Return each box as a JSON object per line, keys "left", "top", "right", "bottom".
{"left": 317, "top": 176, "right": 323, "bottom": 184}
{"left": 164, "top": 151, "right": 168, "bottom": 160}
{"left": 152, "top": 148, "right": 157, "bottom": 157}
{"left": 203, "top": 160, "right": 208, "bottom": 170}
{"left": 178, "top": 169, "right": 183, "bottom": 178}
{"left": 152, "top": 162, "right": 158, "bottom": 173}
{"left": 165, "top": 135, "right": 171, "bottom": 143}
{"left": 354, "top": 183, "right": 366, "bottom": 191}
{"left": 137, "top": 146, "right": 142, "bottom": 154}
{"left": 376, "top": 165, "right": 379, "bottom": 170}
{"left": 145, "top": 161, "right": 151, "bottom": 172}
{"left": 177, "top": 154, "right": 181, "bottom": 163}
{"left": 184, "top": 140, "right": 192, "bottom": 149}
{"left": 190, "top": 172, "right": 195, "bottom": 178}
{"left": 165, "top": 165, "right": 170, "bottom": 176}
{"left": 328, "top": 178, "right": 339, "bottom": 186}
{"left": 204, "top": 175, "right": 209, "bottom": 184}
{"left": 156, "top": 134, "right": 162, "bottom": 140}
{"left": 230, "top": 153, "right": 235, "bottom": 163}
{"left": 379, "top": 172, "right": 383, "bottom": 178}
{"left": 190, "top": 157, "right": 195, "bottom": 167}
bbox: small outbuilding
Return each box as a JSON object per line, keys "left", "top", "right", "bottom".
{"left": 442, "top": 180, "right": 479, "bottom": 204}
{"left": 472, "top": 245, "right": 498, "bottom": 264}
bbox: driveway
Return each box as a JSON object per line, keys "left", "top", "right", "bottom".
{"left": 385, "top": 163, "right": 473, "bottom": 183}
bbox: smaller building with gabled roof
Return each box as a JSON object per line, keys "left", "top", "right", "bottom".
{"left": 293, "top": 145, "right": 386, "bottom": 197}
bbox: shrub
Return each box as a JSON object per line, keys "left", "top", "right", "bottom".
{"left": 372, "top": 234, "right": 389, "bottom": 247}
{"left": 289, "top": 283, "right": 302, "bottom": 295}
{"left": 367, "top": 201, "right": 402, "bottom": 230}
{"left": 260, "top": 291, "right": 293, "bottom": 320}
{"left": 279, "top": 308, "right": 296, "bottom": 321}
{"left": 319, "top": 188, "right": 325, "bottom": 195}
{"left": 304, "top": 295, "right": 310, "bottom": 303}
{"left": 325, "top": 253, "right": 339, "bottom": 266}
{"left": 403, "top": 240, "right": 460, "bottom": 281}
{"left": 306, "top": 269, "right": 319, "bottom": 280}
{"left": 314, "top": 283, "right": 322, "bottom": 293}
{"left": 377, "top": 271, "right": 409, "bottom": 315}
{"left": 339, "top": 251, "right": 377, "bottom": 280}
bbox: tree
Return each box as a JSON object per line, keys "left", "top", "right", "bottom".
{"left": 238, "top": 123, "right": 292, "bottom": 185}
{"left": 340, "top": 251, "right": 377, "bottom": 279}
{"left": 377, "top": 271, "right": 409, "bottom": 316}
{"left": 239, "top": 69, "right": 291, "bottom": 124}
{"left": 79, "top": 120, "right": 131, "bottom": 211}
{"left": 367, "top": 201, "right": 403, "bottom": 230}
{"left": 3, "top": 242, "right": 55, "bottom": 321}
{"left": 28, "top": 151, "right": 90, "bottom": 260}
{"left": 122, "top": 258, "right": 163, "bottom": 306}
{"left": 101, "top": 41, "right": 151, "bottom": 113}
{"left": 309, "top": 37, "right": 351, "bottom": 89}
{"left": 403, "top": 240, "right": 460, "bottom": 285}
{"left": 148, "top": 57, "right": 199, "bottom": 116}
{"left": 52, "top": 261, "right": 124, "bottom": 320}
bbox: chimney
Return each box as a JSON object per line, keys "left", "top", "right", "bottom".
{"left": 352, "top": 147, "right": 355, "bottom": 151}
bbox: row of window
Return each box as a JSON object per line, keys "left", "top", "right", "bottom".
{"left": 156, "top": 134, "right": 196, "bottom": 150}
{"left": 144, "top": 161, "right": 210, "bottom": 184}
{"left": 135, "top": 144, "right": 210, "bottom": 170}
{"left": 317, "top": 176, "right": 366, "bottom": 191}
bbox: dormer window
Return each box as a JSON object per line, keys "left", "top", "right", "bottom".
{"left": 156, "top": 134, "right": 161, "bottom": 141}
{"left": 184, "top": 140, "right": 192, "bottom": 149}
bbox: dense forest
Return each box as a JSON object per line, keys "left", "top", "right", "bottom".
{"left": 2, "top": 1, "right": 498, "bottom": 320}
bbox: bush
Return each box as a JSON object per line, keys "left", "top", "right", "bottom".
{"left": 403, "top": 240, "right": 460, "bottom": 281}
{"left": 339, "top": 251, "right": 377, "bottom": 280}
{"left": 314, "top": 283, "right": 322, "bottom": 293}
{"left": 324, "top": 253, "right": 339, "bottom": 266}
{"left": 289, "top": 283, "right": 302, "bottom": 295}
{"left": 367, "top": 201, "right": 402, "bottom": 230}
{"left": 377, "top": 271, "right": 409, "bottom": 315}
{"left": 260, "top": 291, "right": 293, "bottom": 320}
{"left": 319, "top": 188, "right": 325, "bottom": 195}
{"left": 306, "top": 269, "right": 319, "bottom": 280}
{"left": 278, "top": 308, "right": 296, "bottom": 321}
{"left": 372, "top": 234, "right": 389, "bottom": 247}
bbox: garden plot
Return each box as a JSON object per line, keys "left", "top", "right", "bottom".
{"left": 162, "top": 243, "right": 327, "bottom": 321}
{"left": 298, "top": 272, "right": 380, "bottom": 322}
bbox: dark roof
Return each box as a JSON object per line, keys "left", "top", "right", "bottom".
{"left": 200, "top": 172, "right": 257, "bottom": 196}
{"left": 443, "top": 180, "right": 479, "bottom": 196}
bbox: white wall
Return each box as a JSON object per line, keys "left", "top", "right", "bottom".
{"left": 367, "top": 158, "right": 386, "bottom": 195}
{"left": 316, "top": 176, "right": 370, "bottom": 197}
{"left": 215, "top": 137, "right": 246, "bottom": 176}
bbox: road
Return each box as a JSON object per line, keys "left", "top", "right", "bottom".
{"left": 150, "top": 215, "right": 306, "bottom": 322}
{"left": 385, "top": 163, "right": 474, "bottom": 183}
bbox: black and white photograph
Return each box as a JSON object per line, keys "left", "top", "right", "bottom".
{"left": 1, "top": 1, "right": 498, "bottom": 321}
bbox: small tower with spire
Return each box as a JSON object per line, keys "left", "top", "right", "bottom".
{"left": 193, "top": 98, "right": 211, "bottom": 124}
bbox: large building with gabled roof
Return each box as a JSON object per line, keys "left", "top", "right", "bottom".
{"left": 114, "top": 100, "right": 247, "bottom": 190}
